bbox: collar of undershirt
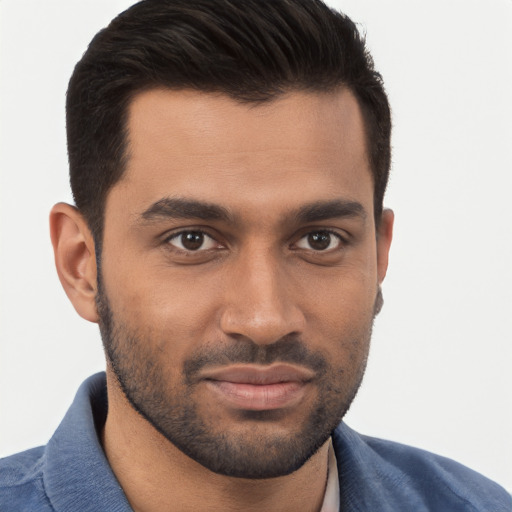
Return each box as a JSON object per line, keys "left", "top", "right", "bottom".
{"left": 319, "top": 438, "right": 340, "bottom": 512}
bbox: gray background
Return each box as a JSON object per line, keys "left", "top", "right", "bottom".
{"left": 1, "top": 0, "right": 511, "bottom": 491}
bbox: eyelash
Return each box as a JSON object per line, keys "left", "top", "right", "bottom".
{"left": 298, "top": 229, "right": 347, "bottom": 252}
{"left": 163, "top": 230, "right": 221, "bottom": 253}
{"left": 162, "top": 228, "right": 348, "bottom": 254}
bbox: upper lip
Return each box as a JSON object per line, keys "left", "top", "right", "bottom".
{"left": 200, "top": 364, "right": 315, "bottom": 385}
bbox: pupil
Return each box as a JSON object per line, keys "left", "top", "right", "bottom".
{"left": 182, "top": 232, "right": 204, "bottom": 250}
{"left": 308, "top": 232, "right": 330, "bottom": 251}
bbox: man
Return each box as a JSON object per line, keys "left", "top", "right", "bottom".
{"left": 0, "top": 0, "right": 510, "bottom": 510}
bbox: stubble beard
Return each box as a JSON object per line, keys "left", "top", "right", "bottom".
{"left": 96, "top": 278, "right": 376, "bottom": 479}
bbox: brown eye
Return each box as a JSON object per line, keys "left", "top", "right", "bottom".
{"left": 168, "top": 231, "right": 217, "bottom": 251}
{"left": 296, "top": 231, "right": 341, "bottom": 251}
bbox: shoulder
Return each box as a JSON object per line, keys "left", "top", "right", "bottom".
{"left": 0, "top": 446, "right": 54, "bottom": 511}
{"left": 333, "top": 424, "right": 512, "bottom": 511}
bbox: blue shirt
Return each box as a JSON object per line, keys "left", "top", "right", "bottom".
{"left": 1, "top": 373, "right": 510, "bottom": 511}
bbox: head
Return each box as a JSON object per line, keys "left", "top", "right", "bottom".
{"left": 52, "top": 0, "right": 393, "bottom": 480}
{"left": 66, "top": 0, "right": 391, "bottom": 246}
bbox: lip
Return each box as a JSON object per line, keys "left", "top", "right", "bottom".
{"left": 201, "top": 364, "right": 314, "bottom": 411}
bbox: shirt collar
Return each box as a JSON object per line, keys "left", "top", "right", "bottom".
{"left": 42, "top": 373, "right": 132, "bottom": 512}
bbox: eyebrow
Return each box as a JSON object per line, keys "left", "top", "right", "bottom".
{"left": 294, "top": 199, "right": 367, "bottom": 224}
{"left": 139, "top": 196, "right": 367, "bottom": 225}
{"left": 140, "top": 197, "right": 232, "bottom": 223}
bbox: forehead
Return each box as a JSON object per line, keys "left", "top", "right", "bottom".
{"left": 126, "top": 88, "right": 368, "bottom": 164}
{"left": 110, "top": 88, "right": 373, "bottom": 221}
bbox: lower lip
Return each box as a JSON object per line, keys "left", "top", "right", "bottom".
{"left": 205, "top": 380, "right": 307, "bottom": 411}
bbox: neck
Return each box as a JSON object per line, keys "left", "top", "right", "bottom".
{"left": 102, "top": 372, "right": 330, "bottom": 512}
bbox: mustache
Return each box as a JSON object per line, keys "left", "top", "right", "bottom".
{"left": 184, "top": 335, "right": 328, "bottom": 382}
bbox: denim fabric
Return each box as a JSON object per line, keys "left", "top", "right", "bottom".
{"left": 333, "top": 425, "right": 511, "bottom": 511}
{"left": 0, "top": 374, "right": 131, "bottom": 512}
{"left": 1, "top": 373, "right": 511, "bottom": 511}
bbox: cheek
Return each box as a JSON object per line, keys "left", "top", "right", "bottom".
{"left": 300, "top": 264, "right": 377, "bottom": 365}
{"left": 102, "top": 257, "right": 225, "bottom": 356}
{"left": 303, "top": 259, "right": 378, "bottom": 324}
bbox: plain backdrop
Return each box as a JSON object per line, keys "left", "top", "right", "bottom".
{"left": 1, "top": 0, "right": 511, "bottom": 492}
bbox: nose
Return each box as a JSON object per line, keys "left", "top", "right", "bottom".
{"left": 219, "top": 248, "right": 305, "bottom": 345}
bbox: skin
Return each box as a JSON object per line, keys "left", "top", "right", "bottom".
{"left": 50, "top": 88, "right": 393, "bottom": 512}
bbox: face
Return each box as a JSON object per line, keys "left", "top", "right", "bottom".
{"left": 97, "top": 89, "right": 391, "bottom": 478}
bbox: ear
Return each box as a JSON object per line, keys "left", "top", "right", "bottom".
{"left": 376, "top": 208, "right": 394, "bottom": 284}
{"left": 49, "top": 203, "right": 99, "bottom": 323}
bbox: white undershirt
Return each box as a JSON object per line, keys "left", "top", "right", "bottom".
{"left": 319, "top": 438, "right": 340, "bottom": 512}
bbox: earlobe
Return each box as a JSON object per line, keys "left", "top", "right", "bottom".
{"left": 376, "top": 208, "right": 394, "bottom": 284}
{"left": 49, "top": 203, "right": 99, "bottom": 323}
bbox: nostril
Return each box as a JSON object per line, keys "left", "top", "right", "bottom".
{"left": 219, "top": 306, "right": 305, "bottom": 347}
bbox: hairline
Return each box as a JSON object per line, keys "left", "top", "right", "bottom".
{"left": 90, "top": 83, "right": 380, "bottom": 251}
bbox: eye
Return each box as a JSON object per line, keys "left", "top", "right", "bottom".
{"left": 295, "top": 230, "right": 342, "bottom": 251}
{"left": 166, "top": 230, "right": 219, "bottom": 252}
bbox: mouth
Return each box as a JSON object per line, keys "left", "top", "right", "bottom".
{"left": 201, "top": 364, "right": 314, "bottom": 411}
